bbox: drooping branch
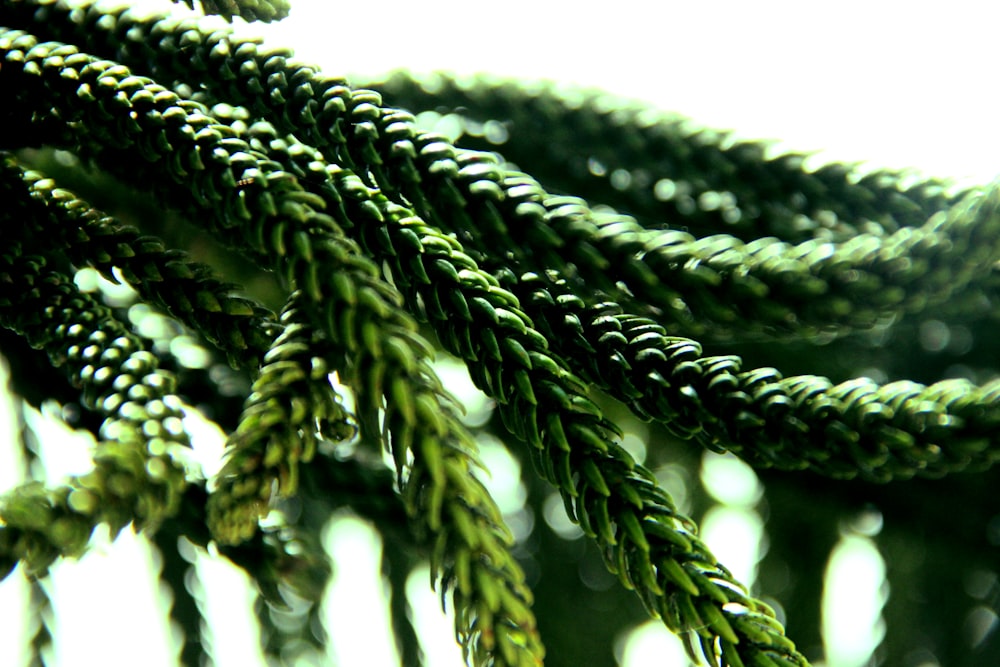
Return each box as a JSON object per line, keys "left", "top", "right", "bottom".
{"left": 172, "top": 0, "right": 290, "bottom": 23}
{"left": 0, "top": 244, "right": 193, "bottom": 578}
{"left": 0, "top": 1, "right": 997, "bottom": 666}
{"left": 208, "top": 292, "right": 358, "bottom": 544}
{"left": 0, "top": 27, "right": 543, "bottom": 666}
{"left": 370, "top": 72, "right": 967, "bottom": 240}
{"left": 19, "top": 3, "right": 999, "bottom": 486}
{"left": 0, "top": 153, "right": 277, "bottom": 369}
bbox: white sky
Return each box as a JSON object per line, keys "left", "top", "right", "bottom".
{"left": 256, "top": 0, "right": 1000, "bottom": 186}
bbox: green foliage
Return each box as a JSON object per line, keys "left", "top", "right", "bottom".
{"left": 0, "top": 1, "right": 997, "bottom": 666}
{"left": 178, "top": 0, "right": 291, "bottom": 23}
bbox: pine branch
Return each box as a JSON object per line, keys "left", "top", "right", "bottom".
{"left": 0, "top": 30, "right": 543, "bottom": 666}
{"left": 171, "top": 0, "right": 290, "bottom": 23}
{"left": 498, "top": 270, "right": 1000, "bottom": 481}
{"left": 209, "top": 292, "right": 357, "bottom": 544}
{"left": 35, "top": 5, "right": 998, "bottom": 340}
{"left": 369, "top": 72, "right": 967, "bottom": 238}
{"left": 1, "top": 2, "right": 996, "bottom": 666}
{"left": 0, "top": 246, "right": 193, "bottom": 578}
{"left": 0, "top": 24, "right": 806, "bottom": 661}
{"left": 0, "top": 152, "right": 277, "bottom": 369}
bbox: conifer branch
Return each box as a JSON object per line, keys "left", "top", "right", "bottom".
{"left": 0, "top": 152, "right": 277, "bottom": 369}
{"left": 208, "top": 293, "right": 357, "bottom": 544}
{"left": 499, "top": 270, "right": 1000, "bottom": 480}
{"left": 35, "top": 4, "right": 997, "bottom": 340}
{"left": 171, "top": 0, "right": 290, "bottom": 23}
{"left": 472, "top": 169, "right": 1000, "bottom": 337}
{"left": 0, "top": 29, "right": 543, "bottom": 665}
{"left": 0, "top": 246, "right": 194, "bottom": 577}
{"left": 1, "top": 2, "right": 996, "bottom": 665}
{"left": 58, "top": 31, "right": 998, "bottom": 485}
{"left": 343, "top": 186, "right": 809, "bottom": 666}
{"left": 371, "top": 72, "right": 968, "bottom": 237}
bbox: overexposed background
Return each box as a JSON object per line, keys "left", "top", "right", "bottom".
{"left": 2, "top": 0, "right": 999, "bottom": 665}
{"left": 271, "top": 0, "right": 1000, "bottom": 186}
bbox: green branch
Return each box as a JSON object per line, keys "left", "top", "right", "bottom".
{"left": 1, "top": 2, "right": 996, "bottom": 666}
{"left": 0, "top": 246, "right": 193, "bottom": 577}
{"left": 0, "top": 152, "right": 277, "bottom": 368}
{"left": 499, "top": 270, "right": 1000, "bottom": 480}
{"left": 0, "top": 29, "right": 542, "bottom": 666}
{"left": 38, "top": 4, "right": 998, "bottom": 340}
{"left": 370, "top": 72, "right": 967, "bottom": 238}
{"left": 171, "top": 0, "right": 290, "bottom": 23}
{"left": 208, "top": 293, "right": 357, "bottom": 544}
